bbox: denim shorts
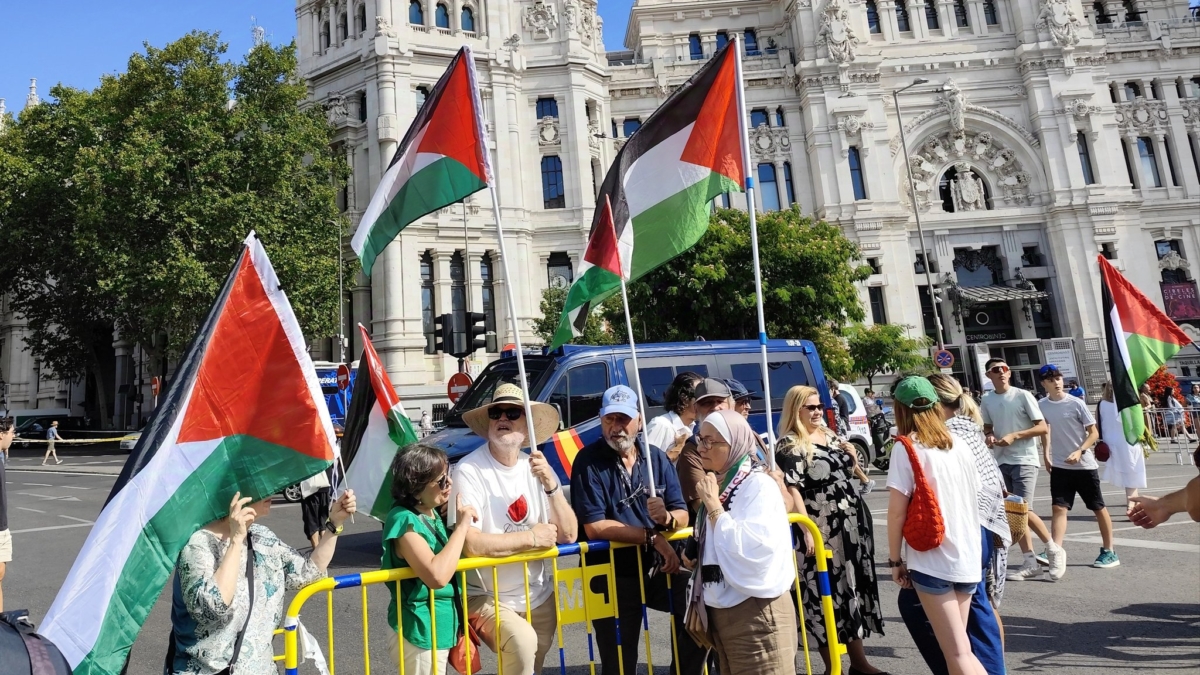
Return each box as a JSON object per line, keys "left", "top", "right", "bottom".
{"left": 909, "top": 569, "right": 979, "bottom": 596}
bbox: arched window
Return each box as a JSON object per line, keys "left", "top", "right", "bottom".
{"left": 938, "top": 166, "right": 992, "bottom": 212}
{"left": 541, "top": 156, "right": 566, "bottom": 209}
{"left": 954, "top": 0, "right": 969, "bottom": 26}
{"left": 409, "top": 0, "right": 424, "bottom": 25}
{"left": 867, "top": 0, "right": 882, "bottom": 33}
{"left": 689, "top": 34, "right": 703, "bottom": 60}
{"left": 435, "top": 3, "right": 450, "bottom": 28}
{"left": 337, "top": 13, "right": 348, "bottom": 41}
{"left": 356, "top": 4, "right": 367, "bottom": 34}
{"left": 984, "top": 0, "right": 1000, "bottom": 25}
{"left": 744, "top": 29, "right": 760, "bottom": 55}
{"left": 320, "top": 21, "right": 331, "bottom": 49}
{"left": 896, "top": 1, "right": 912, "bottom": 32}
{"left": 461, "top": 6, "right": 476, "bottom": 31}
{"left": 925, "top": 0, "right": 940, "bottom": 29}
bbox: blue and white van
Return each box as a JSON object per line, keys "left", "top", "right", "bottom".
{"left": 422, "top": 339, "right": 836, "bottom": 483}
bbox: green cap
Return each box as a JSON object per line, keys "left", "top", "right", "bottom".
{"left": 894, "top": 376, "right": 939, "bottom": 411}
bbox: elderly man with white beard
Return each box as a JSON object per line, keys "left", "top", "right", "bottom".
{"left": 569, "top": 385, "right": 706, "bottom": 675}
{"left": 450, "top": 383, "right": 578, "bottom": 675}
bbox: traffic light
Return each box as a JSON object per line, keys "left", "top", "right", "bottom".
{"left": 451, "top": 312, "right": 488, "bottom": 359}
{"left": 433, "top": 313, "right": 453, "bottom": 354}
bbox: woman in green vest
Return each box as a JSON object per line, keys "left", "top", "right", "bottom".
{"left": 382, "top": 443, "right": 477, "bottom": 673}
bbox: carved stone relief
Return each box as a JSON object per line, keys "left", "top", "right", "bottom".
{"left": 836, "top": 114, "right": 875, "bottom": 157}
{"left": 817, "top": 0, "right": 860, "bottom": 64}
{"left": 537, "top": 116, "right": 561, "bottom": 146}
{"left": 1058, "top": 95, "right": 1101, "bottom": 140}
{"left": 375, "top": 15, "right": 396, "bottom": 37}
{"left": 1035, "top": 0, "right": 1082, "bottom": 48}
{"left": 900, "top": 129, "right": 1033, "bottom": 211}
{"left": 523, "top": 0, "right": 559, "bottom": 40}
{"left": 326, "top": 94, "right": 349, "bottom": 125}
{"left": 1183, "top": 99, "right": 1200, "bottom": 133}
{"left": 1114, "top": 98, "right": 1170, "bottom": 135}
{"left": 940, "top": 79, "right": 967, "bottom": 134}
{"left": 749, "top": 123, "right": 792, "bottom": 162}
{"left": 951, "top": 162, "right": 987, "bottom": 211}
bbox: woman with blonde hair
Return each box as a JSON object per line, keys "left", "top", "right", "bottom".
{"left": 887, "top": 377, "right": 986, "bottom": 675}
{"left": 1099, "top": 382, "right": 1147, "bottom": 512}
{"left": 776, "top": 385, "right": 886, "bottom": 675}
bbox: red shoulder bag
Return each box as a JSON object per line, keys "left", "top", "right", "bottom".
{"left": 896, "top": 435, "right": 946, "bottom": 552}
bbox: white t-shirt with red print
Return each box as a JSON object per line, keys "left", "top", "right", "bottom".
{"left": 450, "top": 446, "right": 553, "bottom": 611}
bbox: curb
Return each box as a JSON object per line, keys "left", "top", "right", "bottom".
{"left": 5, "top": 463, "right": 122, "bottom": 476}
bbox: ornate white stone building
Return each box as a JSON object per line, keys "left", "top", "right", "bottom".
{"left": 4, "top": 1, "right": 1198, "bottom": 424}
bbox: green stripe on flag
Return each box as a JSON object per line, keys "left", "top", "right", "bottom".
{"left": 76, "top": 435, "right": 330, "bottom": 675}
{"left": 1127, "top": 333, "right": 1186, "bottom": 383}
{"left": 629, "top": 172, "right": 740, "bottom": 276}
{"left": 359, "top": 157, "right": 487, "bottom": 276}
{"left": 550, "top": 264, "right": 623, "bottom": 348}
{"left": 1119, "top": 404, "right": 1146, "bottom": 447}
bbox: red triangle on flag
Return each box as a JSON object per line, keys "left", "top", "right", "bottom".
{"left": 415, "top": 51, "right": 489, "bottom": 183}
{"left": 1099, "top": 256, "right": 1192, "bottom": 347}
{"left": 679, "top": 48, "right": 743, "bottom": 187}
{"left": 584, "top": 195, "right": 623, "bottom": 278}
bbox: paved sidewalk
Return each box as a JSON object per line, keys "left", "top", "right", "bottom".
{"left": 4, "top": 449, "right": 127, "bottom": 475}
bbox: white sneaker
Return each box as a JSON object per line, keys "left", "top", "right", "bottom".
{"left": 860, "top": 479, "right": 876, "bottom": 495}
{"left": 1006, "top": 558, "right": 1044, "bottom": 581}
{"left": 1047, "top": 542, "right": 1067, "bottom": 581}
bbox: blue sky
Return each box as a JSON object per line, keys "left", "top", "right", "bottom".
{"left": 1, "top": 0, "right": 636, "bottom": 115}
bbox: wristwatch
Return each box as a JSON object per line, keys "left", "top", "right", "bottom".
{"left": 324, "top": 520, "right": 343, "bottom": 536}
{"left": 544, "top": 482, "right": 561, "bottom": 496}
{"left": 887, "top": 559, "right": 904, "bottom": 568}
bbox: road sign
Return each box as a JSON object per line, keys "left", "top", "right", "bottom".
{"left": 336, "top": 363, "right": 351, "bottom": 391}
{"left": 151, "top": 377, "right": 161, "bottom": 397}
{"left": 447, "top": 372, "right": 473, "bottom": 404}
{"left": 934, "top": 349, "right": 955, "bottom": 369}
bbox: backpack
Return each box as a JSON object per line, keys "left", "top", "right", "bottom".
{"left": 896, "top": 435, "right": 946, "bottom": 552}
{"left": 0, "top": 609, "right": 73, "bottom": 675}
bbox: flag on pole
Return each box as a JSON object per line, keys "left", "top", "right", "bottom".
{"left": 42, "top": 234, "right": 336, "bottom": 675}
{"left": 352, "top": 45, "right": 490, "bottom": 277}
{"left": 1099, "top": 255, "right": 1192, "bottom": 443}
{"left": 340, "top": 324, "right": 419, "bottom": 521}
{"left": 549, "top": 42, "right": 743, "bottom": 349}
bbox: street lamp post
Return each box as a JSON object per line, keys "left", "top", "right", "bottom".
{"left": 336, "top": 218, "right": 346, "bottom": 364}
{"left": 894, "top": 78, "right": 947, "bottom": 352}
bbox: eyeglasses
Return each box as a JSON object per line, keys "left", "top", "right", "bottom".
{"left": 487, "top": 407, "right": 525, "bottom": 421}
{"left": 988, "top": 365, "right": 1010, "bottom": 375}
{"left": 696, "top": 436, "right": 726, "bottom": 449}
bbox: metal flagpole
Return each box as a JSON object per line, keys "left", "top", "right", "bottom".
{"left": 732, "top": 36, "right": 777, "bottom": 466}
{"left": 617, "top": 254, "right": 657, "bottom": 496}
{"left": 486, "top": 184, "right": 540, "bottom": 452}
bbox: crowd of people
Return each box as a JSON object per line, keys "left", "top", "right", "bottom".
{"left": 152, "top": 360, "right": 1200, "bottom": 675}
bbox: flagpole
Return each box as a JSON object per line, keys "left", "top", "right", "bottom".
{"left": 486, "top": 183, "right": 541, "bottom": 453}
{"left": 732, "top": 36, "right": 777, "bottom": 467}
{"left": 618, "top": 275, "right": 658, "bottom": 496}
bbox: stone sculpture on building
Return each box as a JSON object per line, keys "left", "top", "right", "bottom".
{"left": 1036, "top": 0, "right": 1082, "bottom": 47}
{"left": 523, "top": 0, "right": 559, "bottom": 40}
{"left": 941, "top": 79, "right": 967, "bottom": 134}
{"left": 817, "top": 0, "right": 859, "bottom": 64}
{"left": 951, "top": 163, "right": 987, "bottom": 211}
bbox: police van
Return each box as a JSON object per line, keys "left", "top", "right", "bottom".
{"left": 422, "top": 339, "right": 836, "bottom": 483}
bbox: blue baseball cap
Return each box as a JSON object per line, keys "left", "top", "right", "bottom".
{"left": 1038, "top": 364, "right": 1062, "bottom": 379}
{"left": 600, "top": 385, "right": 640, "bottom": 419}
{"left": 724, "top": 378, "right": 762, "bottom": 401}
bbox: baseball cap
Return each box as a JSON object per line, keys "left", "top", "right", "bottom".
{"left": 600, "top": 385, "right": 639, "bottom": 419}
{"left": 724, "top": 378, "right": 762, "bottom": 401}
{"left": 695, "top": 378, "right": 733, "bottom": 402}
{"left": 1038, "top": 364, "right": 1062, "bottom": 379}
{"left": 893, "top": 376, "right": 939, "bottom": 411}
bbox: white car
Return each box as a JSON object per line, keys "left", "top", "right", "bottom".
{"left": 119, "top": 432, "right": 141, "bottom": 452}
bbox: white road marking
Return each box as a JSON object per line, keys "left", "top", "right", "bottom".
{"left": 59, "top": 515, "right": 94, "bottom": 524}
{"left": 22, "top": 483, "right": 51, "bottom": 487}
{"left": 868, "top": 482, "right": 1192, "bottom": 516}
{"left": 10, "top": 522, "right": 94, "bottom": 534}
{"left": 17, "top": 507, "right": 45, "bottom": 514}
{"left": 60, "top": 486, "right": 92, "bottom": 490}
{"left": 16, "top": 492, "right": 81, "bottom": 502}
{"left": 1062, "top": 534, "right": 1200, "bottom": 553}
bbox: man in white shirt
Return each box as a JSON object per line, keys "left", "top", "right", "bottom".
{"left": 451, "top": 383, "right": 578, "bottom": 674}
{"left": 644, "top": 371, "right": 703, "bottom": 464}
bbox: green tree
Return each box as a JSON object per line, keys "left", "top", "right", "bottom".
{"left": 531, "top": 285, "right": 619, "bottom": 347}
{"left": 605, "top": 206, "right": 870, "bottom": 354}
{"left": 0, "top": 33, "right": 348, "bottom": 425}
{"left": 847, "top": 323, "right": 933, "bottom": 388}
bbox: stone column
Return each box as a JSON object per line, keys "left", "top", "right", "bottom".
{"left": 879, "top": 0, "right": 900, "bottom": 40}
{"left": 774, "top": 159, "right": 790, "bottom": 208}
{"left": 911, "top": 0, "right": 930, "bottom": 38}
{"left": 1152, "top": 133, "right": 1173, "bottom": 187}
{"left": 351, "top": 271, "right": 371, "bottom": 356}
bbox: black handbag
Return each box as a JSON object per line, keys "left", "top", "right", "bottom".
{"left": 164, "top": 533, "right": 255, "bottom": 675}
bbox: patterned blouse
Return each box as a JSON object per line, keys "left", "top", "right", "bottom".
{"left": 170, "top": 524, "right": 324, "bottom": 675}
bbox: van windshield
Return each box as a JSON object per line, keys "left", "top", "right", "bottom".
{"left": 442, "top": 357, "right": 555, "bottom": 427}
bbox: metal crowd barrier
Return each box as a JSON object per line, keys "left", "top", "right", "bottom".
{"left": 282, "top": 513, "right": 844, "bottom": 675}
{"left": 1144, "top": 407, "right": 1195, "bottom": 465}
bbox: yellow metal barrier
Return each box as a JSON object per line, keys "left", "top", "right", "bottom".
{"left": 282, "top": 514, "right": 846, "bottom": 675}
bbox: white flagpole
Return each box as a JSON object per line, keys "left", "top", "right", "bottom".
{"left": 732, "top": 36, "right": 777, "bottom": 468}
{"left": 618, "top": 266, "right": 658, "bottom": 497}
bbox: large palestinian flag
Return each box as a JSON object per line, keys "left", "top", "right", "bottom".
{"left": 42, "top": 234, "right": 336, "bottom": 675}
{"left": 1099, "top": 255, "right": 1193, "bottom": 443}
{"left": 549, "top": 42, "right": 744, "bottom": 349}
{"left": 341, "top": 324, "right": 419, "bottom": 521}
{"left": 352, "top": 45, "right": 490, "bottom": 276}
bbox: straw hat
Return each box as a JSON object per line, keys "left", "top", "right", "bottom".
{"left": 462, "top": 383, "right": 561, "bottom": 445}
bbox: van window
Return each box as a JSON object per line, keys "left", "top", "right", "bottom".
{"left": 547, "top": 362, "right": 609, "bottom": 428}
{"left": 444, "top": 357, "right": 554, "bottom": 426}
{"left": 730, "top": 362, "right": 765, "bottom": 411}
{"left": 768, "top": 360, "right": 810, "bottom": 403}
{"left": 676, "top": 364, "right": 709, "bottom": 377}
{"left": 635, "top": 366, "right": 674, "bottom": 407}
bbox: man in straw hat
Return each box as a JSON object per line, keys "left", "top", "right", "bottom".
{"left": 450, "top": 383, "right": 578, "bottom": 674}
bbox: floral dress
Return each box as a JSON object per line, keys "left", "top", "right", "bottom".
{"left": 776, "top": 435, "right": 884, "bottom": 647}
{"left": 170, "top": 523, "right": 325, "bottom": 675}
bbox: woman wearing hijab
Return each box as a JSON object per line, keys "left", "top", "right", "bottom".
{"left": 687, "top": 410, "right": 797, "bottom": 675}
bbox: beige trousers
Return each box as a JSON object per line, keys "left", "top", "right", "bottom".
{"left": 710, "top": 593, "right": 798, "bottom": 675}
{"left": 387, "top": 634, "right": 450, "bottom": 675}
{"left": 467, "top": 594, "right": 557, "bottom": 675}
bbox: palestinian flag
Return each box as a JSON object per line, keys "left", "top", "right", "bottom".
{"left": 341, "top": 324, "right": 419, "bottom": 521}
{"left": 1099, "top": 255, "right": 1192, "bottom": 443}
{"left": 352, "top": 45, "right": 490, "bottom": 277}
{"left": 42, "top": 233, "right": 336, "bottom": 675}
{"left": 549, "top": 42, "right": 743, "bottom": 348}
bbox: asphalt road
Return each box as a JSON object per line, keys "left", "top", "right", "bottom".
{"left": 3, "top": 447, "right": 1198, "bottom": 674}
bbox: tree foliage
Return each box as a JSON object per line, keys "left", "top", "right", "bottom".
{"left": 846, "top": 323, "right": 933, "bottom": 387}
{"left": 531, "top": 285, "right": 618, "bottom": 347}
{"left": 0, "top": 33, "right": 348, "bottom": 420}
{"left": 603, "top": 206, "right": 870, "bottom": 364}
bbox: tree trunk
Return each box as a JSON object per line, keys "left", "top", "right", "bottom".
{"left": 87, "top": 344, "right": 111, "bottom": 430}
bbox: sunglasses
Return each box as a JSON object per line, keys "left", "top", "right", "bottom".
{"left": 988, "top": 365, "right": 1010, "bottom": 374}
{"left": 802, "top": 404, "right": 824, "bottom": 412}
{"left": 433, "top": 473, "right": 450, "bottom": 490}
{"left": 487, "top": 407, "right": 525, "bottom": 421}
